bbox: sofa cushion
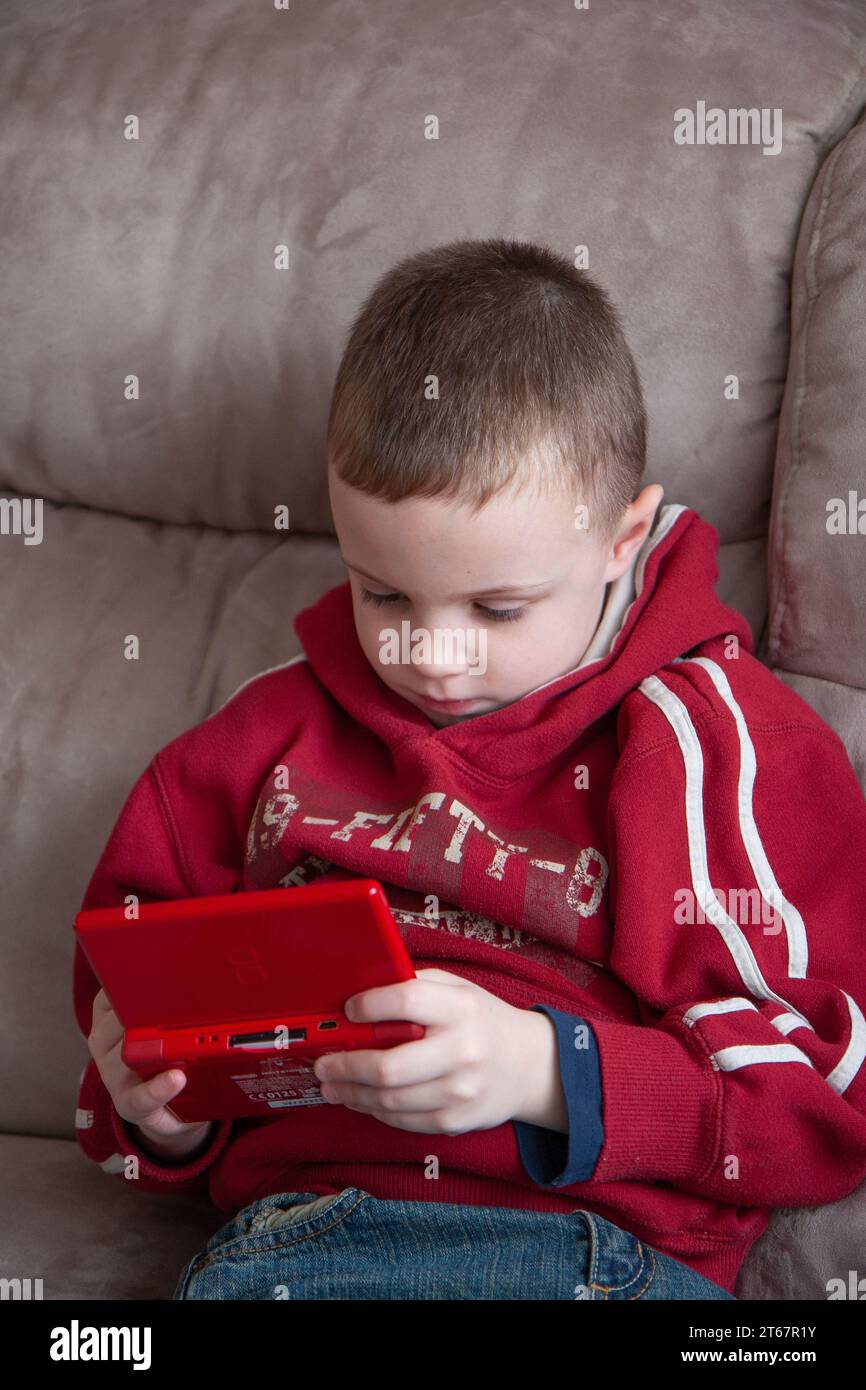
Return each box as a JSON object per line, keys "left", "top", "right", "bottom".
{"left": 768, "top": 112, "right": 866, "bottom": 782}
{"left": 0, "top": 1133, "right": 220, "bottom": 1300}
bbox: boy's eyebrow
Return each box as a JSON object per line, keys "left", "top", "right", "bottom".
{"left": 340, "top": 557, "right": 553, "bottom": 599}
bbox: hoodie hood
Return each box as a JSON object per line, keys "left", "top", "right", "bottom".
{"left": 293, "top": 503, "right": 754, "bottom": 781}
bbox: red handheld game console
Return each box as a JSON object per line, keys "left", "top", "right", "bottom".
{"left": 73, "top": 878, "right": 424, "bottom": 1121}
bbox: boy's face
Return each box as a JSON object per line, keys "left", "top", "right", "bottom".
{"left": 328, "top": 462, "right": 664, "bottom": 728}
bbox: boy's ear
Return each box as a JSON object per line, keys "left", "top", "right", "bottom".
{"left": 603, "top": 484, "right": 665, "bottom": 579}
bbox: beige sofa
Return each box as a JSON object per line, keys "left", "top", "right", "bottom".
{"left": 1, "top": 0, "right": 865, "bottom": 1299}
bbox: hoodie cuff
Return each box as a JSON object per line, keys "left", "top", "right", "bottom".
{"left": 513, "top": 1006, "right": 604, "bottom": 1187}
{"left": 587, "top": 1014, "right": 717, "bottom": 1183}
{"left": 109, "top": 1102, "right": 234, "bottom": 1184}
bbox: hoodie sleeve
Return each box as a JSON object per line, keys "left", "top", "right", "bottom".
{"left": 589, "top": 655, "right": 866, "bottom": 1208}
{"left": 73, "top": 752, "right": 242, "bottom": 1196}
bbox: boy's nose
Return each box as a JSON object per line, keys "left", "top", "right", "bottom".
{"left": 415, "top": 666, "right": 470, "bottom": 691}
{"left": 380, "top": 610, "right": 487, "bottom": 687}
{"left": 408, "top": 649, "right": 470, "bottom": 689}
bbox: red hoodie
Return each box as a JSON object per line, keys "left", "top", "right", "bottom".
{"left": 73, "top": 503, "right": 866, "bottom": 1294}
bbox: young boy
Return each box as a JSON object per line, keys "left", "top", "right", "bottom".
{"left": 75, "top": 238, "right": 866, "bottom": 1301}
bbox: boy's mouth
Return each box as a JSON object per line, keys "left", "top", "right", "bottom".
{"left": 412, "top": 692, "right": 485, "bottom": 713}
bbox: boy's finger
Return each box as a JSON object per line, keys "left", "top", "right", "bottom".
{"left": 91, "top": 988, "right": 113, "bottom": 1023}
{"left": 315, "top": 1034, "right": 449, "bottom": 1089}
{"left": 90, "top": 996, "right": 124, "bottom": 1052}
{"left": 413, "top": 967, "right": 472, "bottom": 987}
{"left": 124, "top": 1069, "right": 187, "bottom": 1121}
{"left": 345, "top": 978, "right": 459, "bottom": 1026}
{"left": 98, "top": 1012, "right": 125, "bottom": 1053}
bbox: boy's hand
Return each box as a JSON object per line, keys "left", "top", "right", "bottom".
{"left": 87, "top": 988, "right": 211, "bottom": 1147}
{"left": 312, "top": 968, "right": 556, "bottom": 1136}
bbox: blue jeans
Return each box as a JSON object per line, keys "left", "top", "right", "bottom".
{"left": 173, "top": 1188, "right": 737, "bottom": 1300}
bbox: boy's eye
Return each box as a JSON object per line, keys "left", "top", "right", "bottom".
{"left": 360, "top": 588, "right": 525, "bottom": 623}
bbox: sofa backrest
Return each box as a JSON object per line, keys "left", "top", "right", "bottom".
{"left": 1, "top": 0, "right": 864, "bottom": 1153}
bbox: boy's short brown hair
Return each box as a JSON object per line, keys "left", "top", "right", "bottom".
{"left": 327, "top": 237, "right": 647, "bottom": 547}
